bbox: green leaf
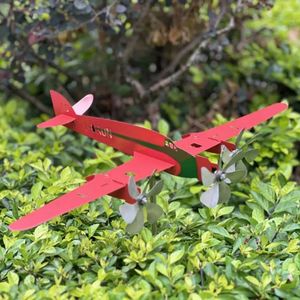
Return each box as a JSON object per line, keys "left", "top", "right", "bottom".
{"left": 88, "top": 224, "right": 99, "bottom": 237}
{"left": 189, "top": 66, "right": 204, "bottom": 84}
{"left": 280, "top": 189, "right": 300, "bottom": 203}
{"left": 252, "top": 207, "right": 265, "bottom": 223}
{"left": 274, "top": 190, "right": 300, "bottom": 214}
{"left": 261, "top": 273, "right": 272, "bottom": 289}
{"left": 283, "top": 223, "right": 300, "bottom": 232}
{"left": 257, "top": 182, "right": 275, "bottom": 203}
{"left": 208, "top": 225, "right": 232, "bottom": 239}
{"left": 246, "top": 275, "right": 260, "bottom": 287}
{"left": 156, "top": 263, "right": 169, "bottom": 277}
{"left": 158, "top": 119, "right": 170, "bottom": 135}
{"left": 274, "top": 200, "right": 298, "bottom": 214}
{"left": 217, "top": 206, "right": 234, "bottom": 218}
{"left": 169, "top": 249, "right": 185, "bottom": 264}
{"left": 31, "top": 182, "right": 43, "bottom": 201}
{"left": 7, "top": 271, "right": 19, "bottom": 285}
{"left": 250, "top": 191, "right": 269, "bottom": 212}
{"left": 188, "top": 294, "right": 202, "bottom": 300}
{"left": 0, "top": 282, "right": 10, "bottom": 293}
{"left": 60, "top": 167, "right": 72, "bottom": 181}
{"left": 34, "top": 224, "right": 49, "bottom": 240}
{"left": 5, "top": 100, "right": 17, "bottom": 115}
{"left": 146, "top": 203, "right": 163, "bottom": 224}
{"left": 285, "top": 239, "right": 300, "bottom": 253}
{"left": 171, "top": 264, "right": 185, "bottom": 282}
{"left": 232, "top": 236, "right": 245, "bottom": 254}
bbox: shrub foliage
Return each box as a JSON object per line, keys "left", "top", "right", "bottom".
{"left": 1, "top": 99, "right": 300, "bottom": 299}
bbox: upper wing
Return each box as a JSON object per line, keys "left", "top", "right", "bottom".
{"left": 175, "top": 102, "right": 288, "bottom": 156}
{"left": 9, "top": 152, "right": 174, "bottom": 231}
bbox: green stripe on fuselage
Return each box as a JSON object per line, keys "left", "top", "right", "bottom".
{"left": 111, "top": 131, "right": 198, "bottom": 178}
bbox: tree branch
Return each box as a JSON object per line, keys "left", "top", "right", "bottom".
{"left": 156, "top": 0, "right": 229, "bottom": 80}
{"left": 125, "top": 75, "right": 146, "bottom": 98}
{"left": 128, "top": 17, "right": 234, "bottom": 97}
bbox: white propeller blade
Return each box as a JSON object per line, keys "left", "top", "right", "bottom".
{"left": 200, "top": 184, "right": 219, "bottom": 208}
{"left": 221, "top": 145, "right": 232, "bottom": 164}
{"left": 147, "top": 180, "right": 164, "bottom": 197}
{"left": 224, "top": 164, "right": 235, "bottom": 183}
{"left": 119, "top": 203, "right": 139, "bottom": 224}
{"left": 201, "top": 167, "right": 216, "bottom": 186}
{"left": 128, "top": 176, "right": 140, "bottom": 199}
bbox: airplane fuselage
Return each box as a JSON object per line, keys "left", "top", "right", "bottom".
{"left": 67, "top": 115, "right": 200, "bottom": 178}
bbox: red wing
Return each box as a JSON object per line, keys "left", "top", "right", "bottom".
{"left": 175, "top": 102, "right": 288, "bottom": 156}
{"left": 9, "top": 152, "right": 174, "bottom": 231}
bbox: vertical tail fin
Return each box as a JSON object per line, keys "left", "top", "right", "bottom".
{"left": 37, "top": 90, "right": 94, "bottom": 129}
{"left": 50, "top": 90, "right": 76, "bottom": 117}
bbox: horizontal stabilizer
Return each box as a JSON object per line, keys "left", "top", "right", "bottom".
{"left": 37, "top": 114, "right": 76, "bottom": 128}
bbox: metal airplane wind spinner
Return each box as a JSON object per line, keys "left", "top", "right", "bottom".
{"left": 9, "top": 90, "right": 288, "bottom": 231}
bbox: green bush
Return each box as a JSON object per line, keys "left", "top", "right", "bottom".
{"left": 1, "top": 98, "right": 300, "bottom": 299}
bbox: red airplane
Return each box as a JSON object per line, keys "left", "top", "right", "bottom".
{"left": 9, "top": 90, "right": 288, "bottom": 231}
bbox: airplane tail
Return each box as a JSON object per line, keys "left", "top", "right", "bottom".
{"left": 37, "top": 90, "right": 93, "bottom": 128}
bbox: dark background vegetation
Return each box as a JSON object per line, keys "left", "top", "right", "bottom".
{"left": 2, "top": 0, "right": 299, "bottom": 130}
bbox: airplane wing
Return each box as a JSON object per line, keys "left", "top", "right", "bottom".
{"left": 175, "top": 102, "right": 288, "bottom": 156}
{"left": 9, "top": 152, "right": 174, "bottom": 231}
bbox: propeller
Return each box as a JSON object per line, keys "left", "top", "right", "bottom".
{"left": 119, "top": 175, "right": 164, "bottom": 234}
{"left": 200, "top": 130, "right": 259, "bottom": 208}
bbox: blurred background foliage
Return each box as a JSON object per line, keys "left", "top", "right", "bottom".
{"left": 2, "top": 0, "right": 299, "bottom": 130}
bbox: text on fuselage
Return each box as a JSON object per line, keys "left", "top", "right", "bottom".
{"left": 91, "top": 125, "right": 113, "bottom": 138}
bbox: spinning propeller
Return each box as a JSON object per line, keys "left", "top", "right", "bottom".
{"left": 119, "top": 175, "right": 164, "bottom": 234}
{"left": 200, "top": 130, "right": 259, "bottom": 208}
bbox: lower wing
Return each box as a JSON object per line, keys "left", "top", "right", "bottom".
{"left": 175, "top": 102, "right": 288, "bottom": 156}
{"left": 9, "top": 152, "right": 174, "bottom": 231}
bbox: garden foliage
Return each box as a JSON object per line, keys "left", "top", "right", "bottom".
{"left": 1, "top": 98, "right": 300, "bottom": 299}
